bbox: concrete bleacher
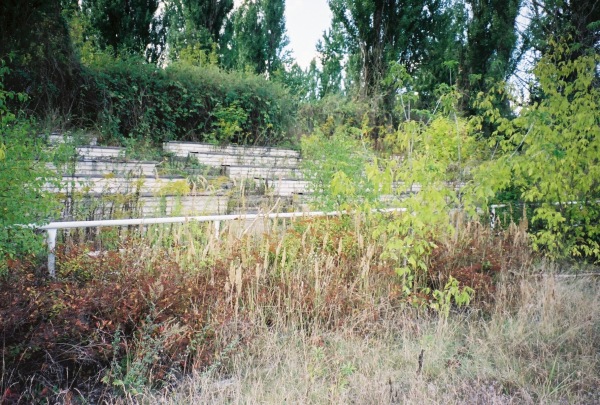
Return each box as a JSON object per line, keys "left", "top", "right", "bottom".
{"left": 164, "top": 142, "right": 302, "bottom": 169}
{"left": 49, "top": 160, "right": 157, "bottom": 177}
{"left": 269, "top": 179, "right": 310, "bottom": 197}
{"left": 164, "top": 142, "right": 300, "bottom": 158}
{"left": 46, "top": 175, "right": 189, "bottom": 195}
{"left": 163, "top": 141, "right": 307, "bottom": 195}
{"left": 58, "top": 194, "right": 229, "bottom": 220}
{"left": 226, "top": 165, "right": 301, "bottom": 180}
{"left": 76, "top": 146, "right": 125, "bottom": 159}
{"left": 47, "top": 139, "right": 312, "bottom": 220}
{"left": 60, "top": 194, "right": 229, "bottom": 219}
{"left": 46, "top": 138, "right": 469, "bottom": 221}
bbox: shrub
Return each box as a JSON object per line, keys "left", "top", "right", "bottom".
{"left": 474, "top": 43, "right": 600, "bottom": 260}
{"left": 0, "top": 62, "right": 60, "bottom": 274}
{"left": 300, "top": 124, "right": 379, "bottom": 211}
{"left": 78, "top": 59, "right": 296, "bottom": 146}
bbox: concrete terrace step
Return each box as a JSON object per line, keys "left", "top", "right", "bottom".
{"left": 49, "top": 160, "right": 158, "bottom": 177}
{"left": 59, "top": 194, "right": 230, "bottom": 220}
{"left": 267, "top": 179, "right": 310, "bottom": 197}
{"left": 76, "top": 146, "right": 126, "bottom": 159}
{"left": 164, "top": 142, "right": 302, "bottom": 168}
{"left": 226, "top": 165, "right": 301, "bottom": 180}
{"left": 46, "top": 175, "right": 192, "bottom": 195}
{"left": 164, "top": 142, "right": 301, "bottom": 159}
{"left": 180, "top": 150, "right": 301, "bottom": 168}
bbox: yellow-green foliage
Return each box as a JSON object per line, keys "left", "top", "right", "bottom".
{"left": 371, "top": 93, "right": 482, "bottom": 297}
{"left": 473, "top": 43, "right": 600, "bottom": 260}
{"left": 156, "top": 180, "right": 191, "bottom": 197}
{"left": 301, "top": 122, "right": 377, "bottom": 210}
{"left": 0, "top": 61, "right": 60, "bottom": 271}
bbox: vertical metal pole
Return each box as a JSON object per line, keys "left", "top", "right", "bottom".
{"left": 214, "top": 220, "right": 221, "bottom": 239}
{"left": 47, "top": 228, "right": 57, "bottom": 277}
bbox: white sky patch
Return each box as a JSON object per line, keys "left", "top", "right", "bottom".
{"left": 285, "top": 0, "right": 332, "bottom": 68}
{"left": 234, "top": 0, "right": 332, "bottom": 68}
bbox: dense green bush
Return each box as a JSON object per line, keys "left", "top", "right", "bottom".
{"left": 473, "top": 44, "right": 600, "bottom": 260}
{"left": 79, "top": 60, "right": 296, "bottom": 146}
{"left": 0, "top": 63, "right": 61, "bottom": 274}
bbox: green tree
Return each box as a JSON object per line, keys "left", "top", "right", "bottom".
{"left": 0, "top": 0, "right": 82, "bottom": 116}
{"left": 166, "top": 0, "right": 234, "bottom": 63}
{"left": 273, "top": 61, "right": 319, "bottom": 101}
{"left": 458, "top": 0, "right": 522, "bottom": 117}
{"left": 527, "top": 0, "right": 600, "bottom": 59}
{"left": 233, "top": 1, "right": 267, "bottom": 73}
{"left": 474, "top": 43, "right": 600, "bottom": 260}
{"left": 224, "top": 0, "right": 289, "bottom": 76}
{"left": 316, "top": 21, "right": 345, "bottom": 97}
{"left": 327, "top": 0, "right": 449, "bottom": 125}
{"left": 412, "top": 1, "right": 466, "bottom": 109}
{"left": 80, "top": 0, "right": 163, "bottom": 59}
{"left": 262, "top": 0, "right": 289, "bottom": 75}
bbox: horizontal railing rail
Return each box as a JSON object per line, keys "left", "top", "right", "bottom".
{"left": 32, "top": 200, "right": 600, "bottom": 277}
{"left": 34, "top": 208, "right": 407, "bottom": 277}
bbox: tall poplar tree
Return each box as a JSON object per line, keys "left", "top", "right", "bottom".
{"left": 167, "top": 0, "right": 234, "bottom": 62}
{"left": 326, "top": 0, "right": 449, "bottom": 125}
{"left": 458, "top": 0, "right": 522, "bottom": 115}
{"left": 223, "top": 0, "right": 289, "bottom": 76}
{"left": 316, "top": 21, "right": 346, "bottom": 97}
{"left": 80, "top": 0, "right": 162, "bottom": 59}
{"left": 0, "top": 0, "right": 81, "bottom": 114}
{"left": 527, "top": 0, "right": 600, "bottom": 58}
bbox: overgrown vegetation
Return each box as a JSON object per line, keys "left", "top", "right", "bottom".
{"left": 0, "top": 211, "right": 530, "bottom": 402}
{"left": 0, "top": 63, "right": 62, "bottom": 275}
{"left": 1, "top": 0, "right": 600, "bottom": 402}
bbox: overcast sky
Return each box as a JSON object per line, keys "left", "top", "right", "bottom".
{"left": 234, "top": 0, "right": 332, "bottom": 69}
{"left": 285, "top": 0, "right": 332, "bottom": 68}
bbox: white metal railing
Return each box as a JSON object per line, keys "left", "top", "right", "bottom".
{"left": 36, "top": 208, "right": 406, "bottom": 277}
{"left": 34, "top": 201, "right": 599, "bottom": 277}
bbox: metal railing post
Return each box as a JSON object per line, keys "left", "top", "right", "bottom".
{"left": 46, "top": 228, "right": 57, "bottom": 277}
{"left": 214, "top": 220, "right": 221, "bottom": 239}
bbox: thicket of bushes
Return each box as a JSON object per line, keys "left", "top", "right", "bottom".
{"left": 79, "top": 61, "right": 296, "bottom": 146}
{"left": 4, "top": 57, "right": 297, "bottom": 147}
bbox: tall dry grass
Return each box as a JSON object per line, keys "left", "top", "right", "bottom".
{"left": 138, "top": 272, "right": 600, "bottom": 405}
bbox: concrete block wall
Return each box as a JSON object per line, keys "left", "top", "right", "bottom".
{"left": 164, "top": 142, "right": 302, "bottom": 168}
{"left": 226, "top": 165, "right": 301, "bottom": 180}
{"left": 164, "top": 142, "right": 300, "bottom": 158}
{"left": 58, "top": 194, "right": 230, "bottom": 220}
{"left": 76, "top": 146, "right": 125, "bottom": 159}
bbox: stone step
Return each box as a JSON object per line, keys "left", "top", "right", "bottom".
{"left": 164, "top": 141, "right": 300, "bottom": 159}
{"left": 58, "top": 194, "right": 230, "bottom": 220}
{"left": 267, "top": 179, "right": 310, "bottom": 196}
{"left": 76, "top": 146, "right": 125, "bottom": 159}
{"left": 226, "top": 165, "right": 301, "bottom": 180}
{"left": 45, "top": 175, "right": 192, "bottom": 195}
{"left": 178, "top": 150, "right": 301, "bottom": 168}
{"left": 49, "top": 160, "right": 158, "bottom": 177}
